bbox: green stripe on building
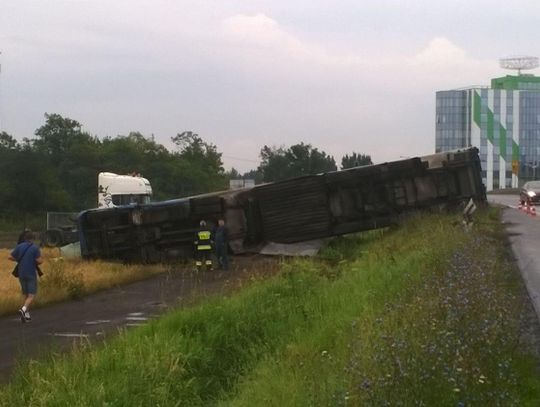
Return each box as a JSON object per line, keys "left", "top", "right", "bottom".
{"left": 473, "top": 91, "right": 481, "bottom": 126}
{"left": 472, "top": 90, "right": 518, "bottom": 166}
{"left": 487, "top": 110, "right": 494, "bottom": 143}
{"left": 512, "top": 141, "right": 519, "bottom": 162}
{"left": 499, "top": 124, "right": 506, "bottom": 158}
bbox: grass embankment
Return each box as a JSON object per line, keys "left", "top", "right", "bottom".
{"left": 1, "top": 209, "right": 540, "bottom": 405}
{"left": 0, "top": 248, "right": 168, "bottom": 316}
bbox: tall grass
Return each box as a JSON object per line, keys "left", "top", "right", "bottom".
{"left": 231, "top": 210, "right": 540, "bottom": 406}
{"left": 1, "top": 209, "right": 539, "bottom": 406}
{"left": 0, "top": 248, "right": 168, "bottom": 316}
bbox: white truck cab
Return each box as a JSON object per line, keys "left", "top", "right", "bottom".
{"left": 98, "top": 172, "right": 152, "bottom": 208}
{"left": 43, "top": 172, "right": 153, "bottom": 247}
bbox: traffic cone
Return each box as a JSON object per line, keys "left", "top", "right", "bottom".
{"left": 530, "top": 205, "right": 537, "bottom": 217}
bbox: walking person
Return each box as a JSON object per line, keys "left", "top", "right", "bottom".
{"left": 194, "top": 220, "right": 213, "bottom": 271}
{"left": 9, "top": 230, "right": 43, "bottom": 323}
{"left": 214, "top": 218, "right": 229, "bottom": 271}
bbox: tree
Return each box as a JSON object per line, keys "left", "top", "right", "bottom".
{"left": 0, "top": 131, "right": 18, "bottom": 150}
{"left": 0, "top": 120, "right": 231, "bottom": 217}
{"left": 171, "top": 131, "right": 227, "bottom": 195}
{"left": 33, "top": 113, "right": 88, "bottom": 157}
{"left": 32, "top": 113, "right": 103, "bottom": 209}
{"left": 101, "top": 132, "right": 168, "bottom": 172}
{"left": 0, "top": 148, "right": 71, "bottom": 213}
{"left": 0, "top": 123, "right": 77, "bottom": 212}
{"left": 225, "top": 167, "right": 241, "bottom": 180}
{"left": 171, "top": 131, "right": 224, "bottom": 173}
{"left": 258, "top": 143, "right": 337, "bottom": 182}
{"left": 341, "top": 152, "right": 373, "bottom": 169}
{"left": 242, "top": 169, "right": 264, "bottom": 184}
{"left": 0, "top": 132, "right": 21, "bottom": 212}
{"left": 101, "top": 132, "right": 176, "bottom": 201}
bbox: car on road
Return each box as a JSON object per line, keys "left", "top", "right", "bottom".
{"left": 520, "top": 181, "right": 540, "bottom": 205}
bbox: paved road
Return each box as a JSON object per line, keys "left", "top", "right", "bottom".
{"left": 488, "top": 193, "right": 540, "bottom": 320}
{"left": 0, "top": 257, "right": 276, "bottom": 381}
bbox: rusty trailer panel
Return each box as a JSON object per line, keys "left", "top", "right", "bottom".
{"left": 78, "top": 148, "right": 485, "bottom": 262}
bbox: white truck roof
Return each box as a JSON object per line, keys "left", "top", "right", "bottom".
{"left": 98, "top": 172, "right": 152, "bottom": 208}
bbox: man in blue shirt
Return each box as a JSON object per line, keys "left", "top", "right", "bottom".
{"left": 9, "top": 230, "right": 43, "bottom": 323}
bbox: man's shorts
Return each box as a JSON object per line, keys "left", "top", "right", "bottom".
{"left": 19, "top": 276, "right": 38, "bottom": 295}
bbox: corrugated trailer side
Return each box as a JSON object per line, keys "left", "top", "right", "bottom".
{"left": 78, "top": 148, "right": 486, "bottom": 262}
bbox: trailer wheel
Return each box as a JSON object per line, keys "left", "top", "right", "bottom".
{"left": 43, "top": 229, "right": 63, "bottom": 247}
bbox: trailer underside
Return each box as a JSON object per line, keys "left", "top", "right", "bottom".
{"left": 78, "top": 148, "right": 486, "bottom": 262}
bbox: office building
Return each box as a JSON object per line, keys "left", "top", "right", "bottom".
{"left": 436, "top": 59, "right": 540, "bottom": 190}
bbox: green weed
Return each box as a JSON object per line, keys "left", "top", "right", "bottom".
{"left": 1, "top": 210, "right": 539, "bottom": 406}
{"left": 40, "top": 258, "right": 86, "bottom": 300}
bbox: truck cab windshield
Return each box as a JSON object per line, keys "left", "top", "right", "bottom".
{"left": 112, "top": 194, "right": 151, "bottom": 206}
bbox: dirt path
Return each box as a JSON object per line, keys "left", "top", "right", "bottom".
{"left": 0, "top": 256, "right": 279, "bottom": 381}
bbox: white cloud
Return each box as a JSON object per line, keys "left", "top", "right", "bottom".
{"left": 408, "top": 37, "right": 498, "bottom": 88}
{"left": 219, "top": 13, "right": 364, "bottom": 83}
{"left": 218, "top": 14, "right": 498, "bottom": 93}
{"left": 0, "top": 4, "right": 526, "bottom": 173}
{"left": 414, "top": 37, "right": 468, "bottom": 65}
{"left": 214, "top": 15, "right": 501, "bottom": 166}
{"left": 222, "top": 13, "right": 297, "bottom": 49}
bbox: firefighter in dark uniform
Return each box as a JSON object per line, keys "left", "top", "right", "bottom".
{"left": 194, "top": 220, "right": 213, "bottom": 271}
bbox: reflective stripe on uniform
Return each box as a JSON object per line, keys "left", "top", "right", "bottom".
{"left": 197, "top": 245, "right": 212, "bottom": 251}
{"left": 198, "top": 231, "right": 211, "bottom": 240}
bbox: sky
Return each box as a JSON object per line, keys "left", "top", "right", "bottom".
{"left": 1, "top": 0, "right": 539, "bottom": 172}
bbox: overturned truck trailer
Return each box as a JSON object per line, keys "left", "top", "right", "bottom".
{"left": 78, "top": 148, "right": 485, "bottom": 262}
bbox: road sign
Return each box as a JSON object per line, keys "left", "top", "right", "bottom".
{"left": 512, "top": 160, "right": 519, "bottom": 175}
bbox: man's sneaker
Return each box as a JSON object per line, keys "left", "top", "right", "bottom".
{"left": 24, "top": 312, "right": 31, "bottom": 321}
{"left": 18, "top": 309, "right": 26, "bottom": 323}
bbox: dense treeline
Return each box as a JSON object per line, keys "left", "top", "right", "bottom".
{"left": 0, "top": 114, "right": 227, "bottom": 214}
{"left": 257, "top": 143, "right": 338, "bottom": 182}
{"left": 0, "top": 113, "right": 372, "bottom": 218}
